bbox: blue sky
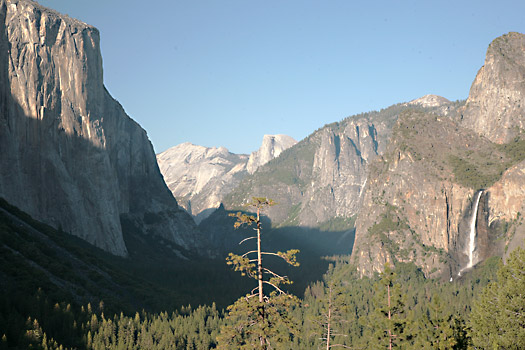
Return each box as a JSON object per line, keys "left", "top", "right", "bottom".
{"left": 38, "top": 0, "right": 525, "bottom": 154}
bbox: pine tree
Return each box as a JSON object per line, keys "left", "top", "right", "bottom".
{"left": 308, "top": 273, "right": 351, "bottom": 349}
{"left": 367, "top": 264, "right": 407, "bottom": 349}
{"left": 410, "top": 295, "right": 457, "bottom": 349}
{"left": 470, "top": 246, "right": 525, "bottom": 349}
{"left": 217, "top": 197, "right": 300, "bottom": 350}
{"left": 427, "top": 296, "right": 457, "bottom": 349}
{"left": 217, "top": 293, "right": 299, "bottom": 349}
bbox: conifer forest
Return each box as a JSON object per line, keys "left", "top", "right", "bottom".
{"left": 0, "top": 196, "right": 523, "bottom": 349}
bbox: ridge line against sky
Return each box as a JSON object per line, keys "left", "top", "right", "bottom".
{"left": 37, "top": 0, "right": 525, "bottom": 154}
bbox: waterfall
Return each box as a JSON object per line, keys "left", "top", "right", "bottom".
{"left": 467, "top": 191, "right": 483, "bottom": 268}
{"left": 458, "top": 190, "right": 483, "bottom": 276}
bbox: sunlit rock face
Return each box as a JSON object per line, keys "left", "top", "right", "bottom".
{"left": 352, "top": 142, "right": 525, "bottom": 279}
{"left": 157, "top": 143, "right": 249, "bottom": 223}
{"left": 222, "top": 106, "right": 406, "bottom": 227}
{"left": 458, "top": 33, "right": 525, "bottom": 262}
{"left": 0, "top": 0, "right": 200, "bottom": 256}
{"left": 352, "top": 33, "right": 525, "bottom": 278}
{"left": 486, "top": 160, "right": 525, "bottom": 261}
{"left": 246, "top": 135, "right": 297, "bottom": 174}
{"left": 408, "top": 94, "right": 451, "bottom": 108}
{"left": 461, "top": 32, "right": 525, "bottom": 144}
{"left": 157, "top": 135, "right": 296, "bottom": 223}
{"left": 351, "top": 112, "right": 475, "bottom": 278}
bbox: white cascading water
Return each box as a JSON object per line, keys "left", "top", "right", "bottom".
{"left": 458, "top": 190, "right": 483, "bottom": 276}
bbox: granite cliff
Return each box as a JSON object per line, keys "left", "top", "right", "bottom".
{"left": 0, "top": 0, "right": 200, "bottom": 256}
{"left": 351, "top": 33, "right": 525, "bottom": 277}
{"left": 222, "top": 99, "right": 458, "bottom": 229}
{"left": 460, "top": 32, "right": 525, "bottom": 144}
{"left": 246, "top": 134, "right": 297, "bottom": 174}
{"left": 157, "top": 143, "right": 249, "bottom": 223}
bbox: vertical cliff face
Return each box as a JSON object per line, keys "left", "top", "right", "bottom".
{"left": 352, "top": 111, "right": 525, "bottom": 278}
{"left": 0, "top": 0, "right": 200, "bottom": 256}
{"left": 352, "top": 112, "right": 484, "bottom": 277}
{"left": 223, "top": 104, "right": 419, "bottom": 227}
{"left": 352, "top": 33, "right": 525, "bottom": 278}
{"left": 297, "top": 116, "right": 381, "bottom": 225}
{"left": 222, "top": 98, "right": 459, "bottom": 230}
{"left": 461, "top": 32, "right": 525, "bottom": 143}
{"left": 485, "top": 160, "right": 525, "bottom": 260}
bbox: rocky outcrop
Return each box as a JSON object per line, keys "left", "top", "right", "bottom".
{"left": 461, "top": 32, "right": 525, "bottom": 143}
{"left": 222, "top": 97, "right": 461, "bottom": 230}
{"left": 0, "top": 0, "right": 200, "bottom": 256}
{"left": 352, "top": 109, "right": 525, "bottom": 277}
{"left": 157, "top": 143, "right": 248, "bottom": 222}
{"left": 224, "top": 104, "right": 415, "bottom": 228}
{"left": 296, "top": 115, "right": 383, "bottom": 226}
{"left": 351, "top": 112, "right": 485, "bottom": 277}
{"left": 246, "top": 135, "right": 297, "bottom": 174}
{"left": 486, "top": 160, "right": 525, "bottom": 260}
{"left": 352, "top": 34, "right": 525, "bottom": 277}
{"left": 408, "top": 94, "right": 451, "bottom": 108}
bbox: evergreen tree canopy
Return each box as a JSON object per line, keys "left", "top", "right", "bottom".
{"left": 470, "top": 246, "right": 525, "bottom": 350}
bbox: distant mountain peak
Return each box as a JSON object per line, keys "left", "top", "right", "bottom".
{"left": 246, "top": 134, "right": 297, "bottom": 174}
{"left": 408, "top": 94, "right": 451, "bottom": 108}
{"left": 157, "top": 134, "right": 296, "bottom": 221}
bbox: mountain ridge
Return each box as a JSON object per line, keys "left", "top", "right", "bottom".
{"left": 221, "top": 99, "right": 461, "bottom": 229}
{"left": 157, "top": 134, "right": 297, "bottom": 222}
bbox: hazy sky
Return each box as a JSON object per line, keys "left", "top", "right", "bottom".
{"left": 37, "top": 0, "right": 525, "bottom": 154}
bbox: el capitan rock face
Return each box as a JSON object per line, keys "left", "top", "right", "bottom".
{"left": 0, "top": 0, "right": 200, "bottom": 256}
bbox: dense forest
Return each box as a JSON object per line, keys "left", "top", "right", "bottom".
{"left": 2, "top": 251, "right": 523, "bottom": 349}
{"left": 1, "top": 197, "right": 523, "bottom": 349}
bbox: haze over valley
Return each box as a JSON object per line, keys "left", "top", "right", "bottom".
{"left": 0, "top": 1, "right": 524, "bottom": 349}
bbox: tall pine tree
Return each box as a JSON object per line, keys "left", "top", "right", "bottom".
{"left": 366, "top": 264, "right": 408, "bottom": 349}
{"left": 217, "top": 197, "right": 300, "bottom": 350}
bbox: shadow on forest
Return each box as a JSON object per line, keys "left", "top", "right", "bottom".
{"left": 198, "top": 205, "right": 355, "bottom": 299}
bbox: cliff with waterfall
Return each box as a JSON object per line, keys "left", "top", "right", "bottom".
{"left": 351, "top": 33, "right": 525, "bottom": 278}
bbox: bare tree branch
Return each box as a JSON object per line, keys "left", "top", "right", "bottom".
{"left": 239, "top": 236, "right": 256, "bottom": 245}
